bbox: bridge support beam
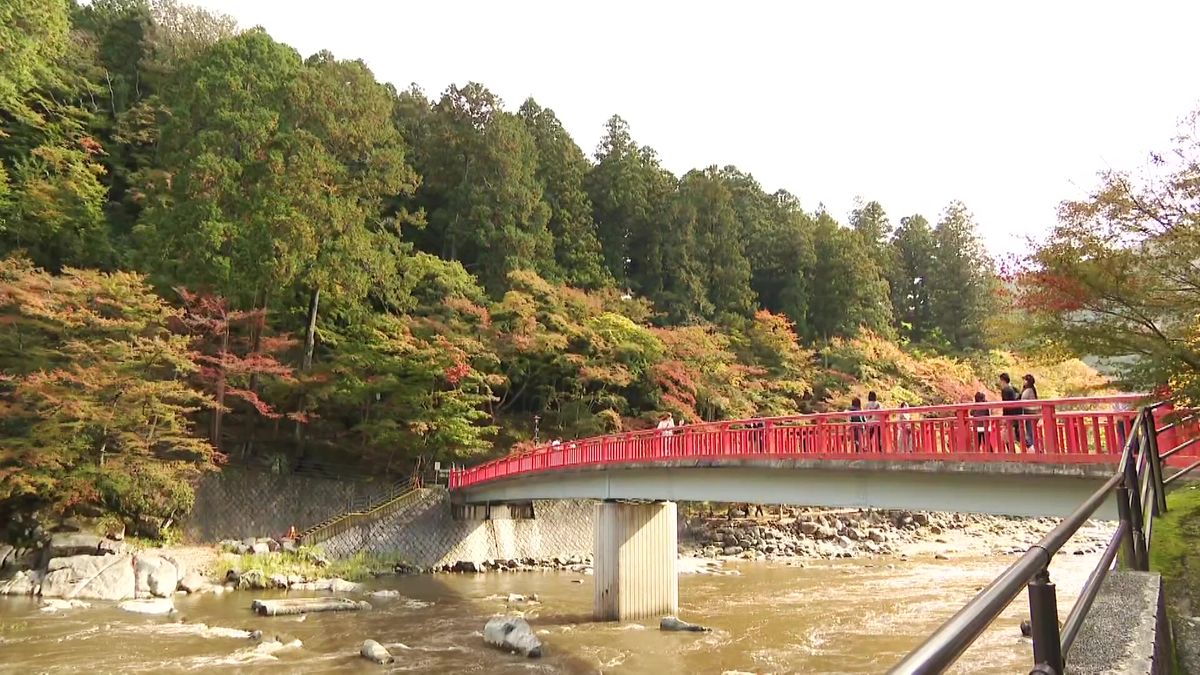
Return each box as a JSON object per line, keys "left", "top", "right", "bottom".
{"left": 593, "top": 500, "right": 678, "bottom": 621}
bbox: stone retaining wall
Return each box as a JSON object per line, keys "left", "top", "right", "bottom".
{"left": 184, "top": 469, "right": 384, "bottom": 543}
{"left": 320, "top": 489, "right": 595, "bottom": 568}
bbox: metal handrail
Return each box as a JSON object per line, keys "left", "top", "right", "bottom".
{"left": 297, "top": 476, "right": 424, "bottom": 547}
{"left": 891, "top": 405, "right": 1200, "bottom": 674}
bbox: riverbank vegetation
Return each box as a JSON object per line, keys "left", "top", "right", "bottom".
{"left": 1149, "top": 485, "right": 1200, "bottom": 672}
{"left": 4, "top": 0, "right": 1185, "bottom": 532}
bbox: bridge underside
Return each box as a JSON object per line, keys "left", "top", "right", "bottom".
{"left": 454, "top": 458, "right": 1121, "bottom": 519}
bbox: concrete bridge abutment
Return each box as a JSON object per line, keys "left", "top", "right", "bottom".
{"left": 593, "top": 500, "right": 678, "bottom": 621}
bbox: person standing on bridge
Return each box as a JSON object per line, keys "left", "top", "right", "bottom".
{"left": 865, "top": 391, "right": 883, "bottom": 452}
{"left": 971, "top": 391, "right": 990, "bottom": 451}
{"left": 849, "top": 397, "right": 865, "bottom": 452}
{"left": 656, "top": 412, "right": 676, "bottom": 455}
{"left": 897, "top": 402, "right": 913, "bottom": 452}
{"left": 999, "top": 373, "right": 1021, "bottom": 451}
{"left": 1021, "top": 374, "right": 1039, "bottom": 450}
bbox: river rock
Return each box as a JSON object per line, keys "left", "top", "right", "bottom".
{"left": 238, "top": 569, "right": 265, "bottom": 590}
{"left": 134, "top": 554, "right": 179, "bottom": 598}
{"left": 360, "top": 639, "right": 393, "bottom": 664}
{"left": 40, "top": 598, "right": 90, "bottom": 612}
{"left": 119, "top": 598, "right": 175, "bottom": 615}
{"left": 660, "top": 616, "right": 711, "bottom": 632}
{"left": 483, "top": 616, "right": 542, "bottom": 658}
{"left": 42, "top": 554, "right": 135, "bottom": 600}
{"left": 250, "top": 542, "right": 271, "bottom": 555}
{"left": 369, "top": 589, "right": 401, "bottom": 599}
{"left": 452, "top": 561, "right": 482, "bottom": 573}
{"left": 798, "top": 522, "right": 818, "bottom": 536}
{"left": 329, "top": 578, "right": 362, "bottom": 593}
{"left": 269, "top": 574, "right": 289, "bottom": 589}
{"left": 43, "top": 532, "right": 107, "bottom": 559}
{"left": 0, "top": 570, "right": 41, "bottom": 596}
{"left": 178, "top": 572, "right": 208, "bottom": 594}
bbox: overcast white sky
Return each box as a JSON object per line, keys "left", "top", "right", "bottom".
{"left": 190, "top": 0, "right": 1199, "bottom": 257}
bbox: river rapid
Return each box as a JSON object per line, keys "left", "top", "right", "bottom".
{"left": 0, "top": 545, "right": 1106, "bottom": 675}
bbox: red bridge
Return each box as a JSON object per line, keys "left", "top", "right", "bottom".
{"left": 450, "top": 395, "right": 1199, "bottom": 494}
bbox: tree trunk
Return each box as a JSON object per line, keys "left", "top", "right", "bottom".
{"left": 294, "top": 287, "right": 320, "bottom": 449}
{"left": 302, "top": 286, "right": 320, "bottom": 371}
{"left": 211, "top": 326, "right": 229, "bottom": 449}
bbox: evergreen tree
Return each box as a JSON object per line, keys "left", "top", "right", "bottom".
{"left": 674, "top": 167, "right": 755, "bottom": 321}
{"left": 518, "top": 99, "right": 610, "bottom": 289}
{"left": 404, "top": 83, "right": 553, "bottom": 294}
{"left": 805, "top": 212, "right": 894, "bottom": 340}
{"left": 0, "top": 0, "right": 111, "bottom": 271}
{"left": 889, "top": 214, "right": 936, "bottom": 342}
{"left": 586, "top": 115, "right": 675, "bottom": 293}
{"left": 928, "top": 201, "right": 996, "bottom": 351}
{"left": 849, "top": 199, "right": 893, "bottom": 260}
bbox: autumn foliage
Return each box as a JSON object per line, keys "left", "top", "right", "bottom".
{"left": 0, "top": 258, "right": 216, "bottom": 521}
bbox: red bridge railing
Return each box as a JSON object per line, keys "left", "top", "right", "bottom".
{"left": 449, "top": 395, "right": 1200, "bottom": 490}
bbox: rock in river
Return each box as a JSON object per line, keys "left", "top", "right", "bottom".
{"left": 483, "top": 616, "right": 542, "bottom": 658}
{"left": 118, "top": 598, "right": 175, "bottom": 615}
{"left": 134, "top": 554, "right": 180, "bottom": 598}
{"left": 660, "top": 616, "right": 711, "bottom": 632}
{"left": 360, "top": 639, "right": 393, "bottom": 664}
{"left": 41, "top": 554, "right": 135, "bottom": 601}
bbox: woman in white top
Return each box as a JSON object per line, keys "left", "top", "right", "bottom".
{"left": 897, "top": 401, "right": 912, "bottom": 452}
{"left": 1020, "top": 374, "right": 1038, "bottom": 450}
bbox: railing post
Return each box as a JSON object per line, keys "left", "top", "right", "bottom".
{"left": 1115, "top": 483, "right": 1136, "bottom": 569}
{"left": 1040, "top": 404, "right": 1059, "bottom": 455}
{"left": 1144, "top": 414, "right": 1167, "bottom": 515}
{"left": 1123, "top": 459, "right": 1149, "bottom": 571}
{"left": 1027, "top": 567, "right": 1064, "bottom": 675}
{"left": 954, "top": 408, "right": 970, "bottom": 453}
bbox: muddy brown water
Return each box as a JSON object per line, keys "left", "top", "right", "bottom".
{"left": 0, "top": 551, "right": 1104, "bottom": 674}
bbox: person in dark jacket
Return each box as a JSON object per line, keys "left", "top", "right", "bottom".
{"left": 849, "top": 397, "right": 865, "bottom": 452}
{"left": 998, "top": 372, "right": 1020, "bottom": 450}
{"left": 970, "top": 391, "right": 989, "bottom": 451}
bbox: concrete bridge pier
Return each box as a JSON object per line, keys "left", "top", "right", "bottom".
{"left": 593, "top": 500, "right": 678, "bottom": 621}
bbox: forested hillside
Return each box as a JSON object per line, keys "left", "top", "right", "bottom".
{"left": 0, "top": 0, "right": 1104, "bottom": 524}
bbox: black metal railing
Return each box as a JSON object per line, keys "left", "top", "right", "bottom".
{"left": 890, "top": 404, "right": 1200, "bottom": 674}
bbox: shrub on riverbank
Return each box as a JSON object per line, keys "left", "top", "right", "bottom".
{"left": 223, "top": 548, "right": 409, "bottom": 583}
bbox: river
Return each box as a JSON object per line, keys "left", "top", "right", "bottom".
{"left": 0, "top": 548, "right": 1104, "bottom": 674}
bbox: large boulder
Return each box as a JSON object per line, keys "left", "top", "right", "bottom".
{"left": 483, "top": 616, "right": 542, "bottom": 658}
{"left": 360, "top": 639, "right": 393, "bottom": 664}
{"left": 41, "top": 554, "right": 135, "bottom": 601}
{"left": 43, "top": 533, "right": 106, "bottom": 560}
{"left": 134, "top": 555, "right": 179, "bottom": 598}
